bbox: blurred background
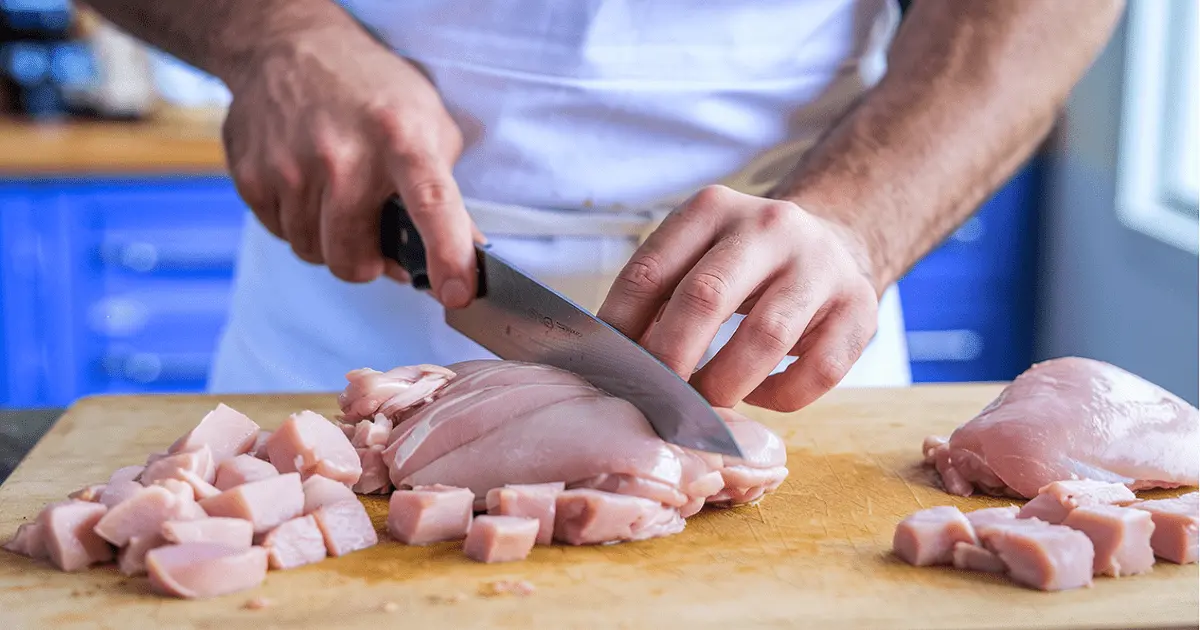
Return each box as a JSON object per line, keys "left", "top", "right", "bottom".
{"left": 0, "top": 1, "right": 1195, "bottom": 476}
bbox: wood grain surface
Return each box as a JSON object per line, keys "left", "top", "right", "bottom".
{"left": 0, "top": 385, "right": 1195, "bottom": 629}
{"left": 0, "top": 109, "right": 225, "bottom": 175}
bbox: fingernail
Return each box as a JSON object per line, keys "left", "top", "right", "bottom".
{"left": 439, "top": 278, "right": 470, "bottom": 308}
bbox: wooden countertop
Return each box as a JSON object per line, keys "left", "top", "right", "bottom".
{"left": 0, "top": 108, "right": 227, "bottom": 176}
{"left": 0, "top": 385, "right": 1196, "bottom": 629}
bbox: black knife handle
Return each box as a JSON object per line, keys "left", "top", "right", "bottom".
{"left": 380, "top": 195, "right": 488, "bottom": 297}
{"left": 380, "top": 195, "right": 432, "bottom": 290}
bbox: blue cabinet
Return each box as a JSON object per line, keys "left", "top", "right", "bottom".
{"left": 897, "top": 162, "right": 1042, "bottom": 383}
{"left": 0, "top": 164, "right": 1042, "bottom": 407}
{"left": 0, "top": 176, "right": 247, "bottom": 407}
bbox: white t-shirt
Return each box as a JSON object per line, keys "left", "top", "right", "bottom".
{"left": 208, "top": 0, "right": 912, "bottom": 393}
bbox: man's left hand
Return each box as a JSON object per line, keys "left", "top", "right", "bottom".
{"left": 598, "top": 185, "right": 881, "bottom": 412}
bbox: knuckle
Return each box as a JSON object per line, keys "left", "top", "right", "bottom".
{"left": 269, "top": 154, "right": 303, "bottom": 190}
{"left": 613, "top": 254, "right": 668, "bottom": 298}
{"left": 404, "top": 179, "right": 456, "bottom": 212}
{"left": 746, "top": 312, "right": 794, "bottom": 354}
{"left": 757, "top": 200, "right": 800, "bottom": 232}
{"left": 677, "top": 271, "right": 730, "bottom": 317}
{"left": 809, "top": 352, "right": 849, "bottom": 391}
{"left": 689, "top": 184, "right": 732, "bottom": 210}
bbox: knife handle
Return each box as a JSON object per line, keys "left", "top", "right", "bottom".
{"left": 380, "top": 195, "right": 432, "bottom": 290}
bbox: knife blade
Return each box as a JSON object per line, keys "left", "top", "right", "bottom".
{"left": 379, "top": 196, "right": 745, "bottom": 458}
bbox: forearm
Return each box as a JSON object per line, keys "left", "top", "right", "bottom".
{"left": 80, "top": 0, "right": 369, "bottom": 85}
{"left": 772, "top": 0, "right": 1124, "bottom": 293}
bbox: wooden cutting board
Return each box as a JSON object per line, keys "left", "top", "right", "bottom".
{"left": 0, "top": 385, "right": 1196, "bottom": 630}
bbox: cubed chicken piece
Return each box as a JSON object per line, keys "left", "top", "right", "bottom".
{"left": 387, "top": 486, "right": 474, "bottom": 545}
{"left": 965, "top": 506, "right": 1020, "bottom": 528}
{"left": 251, "top": 430, "right": 272, "bottom": 460}
{"left": 554, "top": 489, "right": 685, "bottom": 546}
{"left": 140, "top": 445, "right": 217, "bottom": 487}
{"left": 339, "top": 365, "right": 456, "bottom": 422}
{"left": 174, "top": 469, "right": 221, "bottom": 500}
{"left": 68, "top": 484, "right": 106, "bottom": 503}
{"left": 351, "top": 414, "right": 393, "bottom": 449}
{"left": 108, "top": 465, "right": 145, "bottom": 486}
{"left": 100, "top": 480, "right": 144, "bottom": 509}
{"left": 302, "top": 474, "right": 358, "bottom": 514}
{"left": 312, "top": 500, "right": 378, "bottom": 556}
{"left": 352, "top": 446, "right": 391, "bottom": 495}
{"left": 1061, "top": 504, "right": 1155, "bottom": 576}
{"left": 1018, "top": 480, "right": 1137, "bottom": 524}
{"left": 153, "top": 479, "right": 197, "bottom": 502}
{"left": 1130, "top": 492, "right": 1199, "bottom": 564}
{"left": 36, "top": 500, "right": 113, "bottom": 571}
{"left": 261, "top": 515, "right": 326, "bottom": 569}
{"left": 162, "top": 517, "right": 254, "bottom": 549}
{"left": 952, "top": 542, "right": 1007, "bottom": 573}
{"left": 214, "top": 454, "right": 279, "bottom": 491}
{"left": 486, "top": 482, "right": 564, "bottom": 545}
{"left": 463, "top": 515, "right": 539, "bottom": 563}
{"left": 892, "top": 506, "right": 978, "bottom": 566}
{"left": 3, "top": 521, "right": 47, "bottom": 559}
{"left": 117, "top": 533, "right": 167, "bottom": 576}
{"left": 169, "top": 403, "right": 261, "bottom": 462}
{"left": 199, "top": 472, "right": 304, "bottom": 534}
{"left": 93, "top": 485, "right": 206, "bottom": 547}
{"left": 146, "top": 543, "right": 269, "bottom": 599}
{"left": 976, "top": 519, "right": 1095, "bottom": 591}
{"left": 267, "top": 410, "right": 362, "bottom": 485}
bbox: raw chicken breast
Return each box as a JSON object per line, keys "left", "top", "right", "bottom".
{"left": 140, "top": 446, "right": 216, "bottom": 487}
{"left": 1061, "top": 505, "right": 1155, "bottom": 577}
{"left": 118, "top": 534, "right": 166, "bottom": 576}
{"left": 892, "top": 506, "right": 977, "bottom": 566}
{"left": 952, "top": 541, "right": 1006, "bottom": 573}
{"left": 37, "top": 500, "right": 113, "bottom": 571}
{"left": 554, "top": 489, "right": 686, "bottom": 545}
{"left": 93, "top": 485, "right": 206, "bottom": 547}
{"left": 99, "top": 480, "right": 143, "bottom": 509}
{"left": 352, "top": 446, "right": 391, "bottom": 495}
{"left": 145, "top": 543, "right": 268, "bottom": 599}
{"left": 1017, "top": 480, "right": 1137, "bottom": 524}
{"left": 199, "top": 473, "right": 304, "bottom": 534}
{"left": 250, "top": 431, "right": 272, "bottom": 460}
{"left": 214, "top": 454, "right": 279, "bottom": 491}
{"left": 387, "top": 485, "right": 474, "bottom": 545}
{"left": 1130, "top": 492, "right": 1199, "bottom": 564}
{"left": 262, "top": 515, "right": 327, "bottom": 569}
{"left": 162, "top": 517, "right": 254, "bottom": 549}
{"left": 3, "top": 522, "right": 47, "bottom": 559}
{"left": 350, "top": 414, "right": 392, "bottom": 449}
{"left": 340, "top": 359, "right": 789, "bottom": 547}
{"left": 964, "top": 506, "right": 1020, "bottom": 528}
{"left": 302, "top": 474, "right": 357, "bottom": 514}
{"left": 267, "top": 411, "right": 362, "bottom": 485}
{"left": 975, "top": 519, "right": 1095, "bottom": 591}
{"left": 486, "top": 482, "right": 564, "bottom": 545}
{"left": 925, "top": 357, "right": 1199, "bottom": 499}
{"left": 339, "top": 365, "right": 456, "bottom": 422}
{"left": 108, "top": 465, "right": 144, "bottom": 486}
{"left": 68, "top": 484, "right": 106, "bottom": 503}
{"left": 311, "top": 500, "right": 377, "bottom": 556}
{"left": 463, "top": 515, "right": 539, "bottom": 563}
{"left": 169, "top": 403, "right": 260, "bottom": 462}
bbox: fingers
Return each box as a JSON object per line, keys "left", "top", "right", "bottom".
{"left": 639, "top": 233, "right": 783, "bottom": 379}
{"left": 276, "top": 162, "right": 323, "bottom": 266}
{"left": 743, "top": 296, "right": 877, "bottom": 412}
{"left": 598, "top": 185, "right": 731, "bottom": 342}
{"left": 318, "top": 140, "right": 387, "bottom": 283}
{"left": 690, "top": 276, "right": 823, "bottom": 408}
{"left": 388, "top": 149, "right": 477, "bottom": 308}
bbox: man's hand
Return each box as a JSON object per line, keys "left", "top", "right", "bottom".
{"left": 599, "top": 185, "right": 880, "bottom": 412}
{"left": 220, "top": 29, "right": 479, "bottom": 306}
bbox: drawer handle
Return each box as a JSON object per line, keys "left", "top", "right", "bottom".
{"left": 906, "top": 330, "right": 984, "bottom": 363}
{"left": 99, "top": 241, "right": 238, "bottom": 272}
{"left": 102, "top": 351, "right": 212, "bottom": 384}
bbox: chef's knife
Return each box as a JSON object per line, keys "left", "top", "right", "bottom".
{"left": 379, "top": 196, "right": 745, "bottom": 458}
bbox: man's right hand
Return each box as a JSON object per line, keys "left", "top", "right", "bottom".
{"left": 221, "top": 28, "right": 480, "bottom": 308}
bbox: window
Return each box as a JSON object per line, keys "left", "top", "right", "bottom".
{"left": 1116, "top": 0, "right": 1199, "bottom": 253}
